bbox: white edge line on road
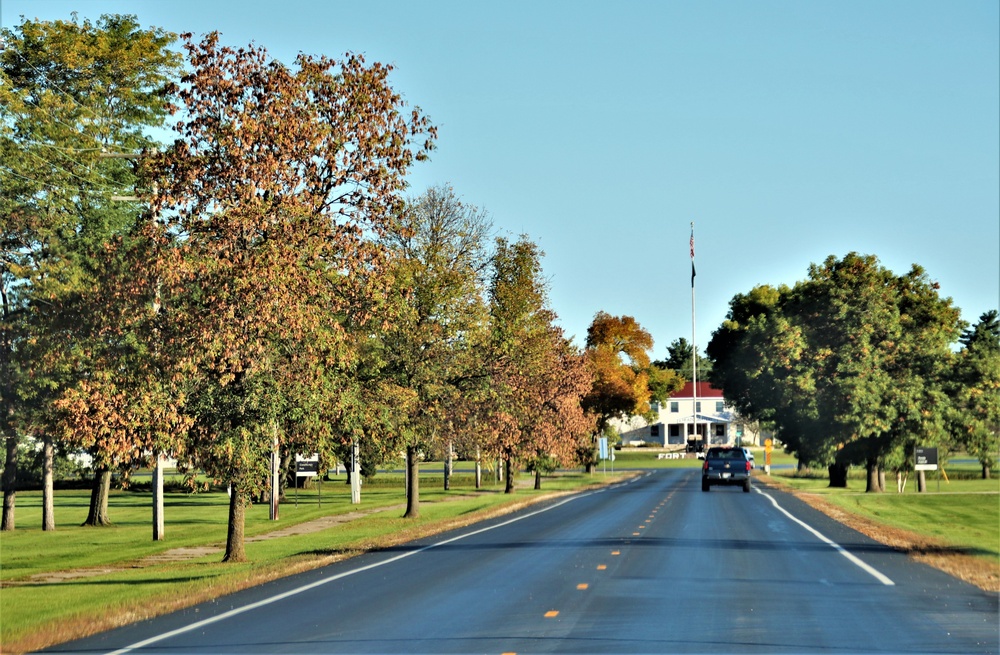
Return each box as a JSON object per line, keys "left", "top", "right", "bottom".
{"left": 105, "top": 489, "right": 598, "bottom": 655}
{"left": 755, "top": 487, "right": 895, "bottom": 586}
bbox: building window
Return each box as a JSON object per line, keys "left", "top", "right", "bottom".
{"left": 716, "top": 401, "right": 724, "bottom": 413}
{"left": 670, "top": 401, "right": 679, "bottom": 413}
{"left": 650, "top": 424, "right": 660, "bottom": 437}
{"left": 715, "top": 424, "right": 725, "bottom": 437}
{"left": 650, "top": 401, "right": 659, "bottom": 413}
{"left": 696, "top": 401, "right": 701, "bottom": 413}
{"left": 669, "top": 424, "right": 680, "bottom": 438}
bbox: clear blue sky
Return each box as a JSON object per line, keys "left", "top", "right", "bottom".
{"left": 4, "top": 0, "right": 998, "bottom": 357}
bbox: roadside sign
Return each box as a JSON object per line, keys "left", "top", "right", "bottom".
{"left": 598, "top": 437, "right": 609, "bottom": 461}
{"left": 294, "top": 453, "right": 321, "bottom": 508}
{"left": 296, "top": 453, "right": 320, "bottom": 477}
{"left": 296, "top": 460, "right": 319, "bottom": 476}
{"left": 915, "top": 447, "right": 938, "bottom": 471}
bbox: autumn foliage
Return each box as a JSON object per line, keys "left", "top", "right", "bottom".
{"left": 5, "top": 18, "right": 610, "bottom": 560}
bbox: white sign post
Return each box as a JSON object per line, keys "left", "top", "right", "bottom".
{"left": 350, "top": 440, "right": 361, "bottom": 504}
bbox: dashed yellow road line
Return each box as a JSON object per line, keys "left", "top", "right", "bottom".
{"left": 577, "top": 583, "right": 589, "bottom": 590}
{"left": 597, "top": 564, "right": 607, "bottom": 570}
{"left": 544, "top": 610, "right": 559, "bottom": 618}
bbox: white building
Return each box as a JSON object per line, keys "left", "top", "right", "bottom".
{"left": 615, "top": 382, "right": 761, "bottom": 448}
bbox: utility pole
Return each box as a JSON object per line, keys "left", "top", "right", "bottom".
{"left": 105, "top": 150, "right": 166, "bottom": 539}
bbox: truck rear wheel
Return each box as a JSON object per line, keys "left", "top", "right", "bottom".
{"left": 701, "top": 480, "right": 710, "bottom": 492}
{"left": 742, "top": 479, "right": 751, "bottom": 493}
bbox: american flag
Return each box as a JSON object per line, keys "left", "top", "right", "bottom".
{"left": 690, "top": 226, "right": 696, "bottom": 285}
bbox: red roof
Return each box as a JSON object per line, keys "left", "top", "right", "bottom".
{"left": 670, "top": 381, "right": 723, "bottom": 399}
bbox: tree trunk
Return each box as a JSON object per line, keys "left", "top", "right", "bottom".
{"left": 585, "top": 437, "right": 596, "bottom": 474}
{"left": 2, "top": 434, "right": 18, "bottom": 531}
{"left": 917, "top": 470, "right": 927, "bottom": 493}
{"left": 983, "top": 465, "right": 991, "bottom": 480}
{"left": 403, "top": 445, "right": 420, "bottom": 518}
{"left": 83, "top": 467, "right": 113, "bottom": 526}
{"left": 864, "top": 460, "right": 882, "bottom": 493}
{"left": 828, "top": 463, "right": 848, "bottom": 488}
{"left": 42, "top": 435, "right": 55, "bottom": 531}
{"left": 443, "top": 440, "right": 452, "bottom": 491}
{"left": 878, "top": 469, "right": 886, "bottom": 492}
{"left": 278, "top": 449, "right": 292, "bottom": 502}
{"left": 534, "top": 469, "right": 541, "bottom": 490}
{"left": 222, "top": 484, "right": 247, "bottom": 562}
{"left": 504, "top": 457, "right": 515, "bottom": 494}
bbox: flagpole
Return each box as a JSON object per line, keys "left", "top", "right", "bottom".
{"left": 690, "top": 222, "right": 698, "bottom": 448}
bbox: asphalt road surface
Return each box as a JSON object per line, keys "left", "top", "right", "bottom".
{"left": 47, "top": 470, "right": 999, "bottom": 654}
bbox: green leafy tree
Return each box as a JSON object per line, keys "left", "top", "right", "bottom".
{"left": 799, "top": 255, "right": 960, "bottom": 491}
{"left": 0, "top": 14, "right": 181, "bottom": 529}
{"left": 376, "top": 185, "right": 492, "bottom": 517}
{"left": 655, "top": 337, "right": 711, "bottom": 383}
{"left": 707, "top": 286, "right": 783, "bottom": 427}
{"left": 708, "top": 255, "right": 962, "bottom": 491}
{"left": 950, "top": 310, "right": 1000, "bottom": 478}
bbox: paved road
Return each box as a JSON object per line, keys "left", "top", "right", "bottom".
{"left": 48, "top": 470, "right": 998, "bottom": 654}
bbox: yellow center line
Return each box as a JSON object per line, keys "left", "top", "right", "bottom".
{"left": 577, "top": 583, "right": 589, "bottom": 590}
{"left": 545, "top": 610, "right": 559, "bottom": 618}
{"left": 597, "top": 564, "right": 607, "bottom": 570}
{"left": 611, "top": 550, "right": 620, "bottom": 555}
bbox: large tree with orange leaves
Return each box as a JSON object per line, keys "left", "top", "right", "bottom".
{"left": 581, "top": 312, "right": 681, "bottom": 471}
{"left": 520, "top": 329, "right": 595, "bottom": 489}
{"left": 56, "top": 32, "right": 435, "bottom": 562}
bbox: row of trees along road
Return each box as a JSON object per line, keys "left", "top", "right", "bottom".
{"left": 3, "top": 15, "right": 678, "bottom": 562}
{"left": 707, "top": 253, "right": 999, "bottom": 490}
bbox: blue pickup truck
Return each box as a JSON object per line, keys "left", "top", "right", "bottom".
{"left": 701, "top": 447, "right": 752, "bottom": 492}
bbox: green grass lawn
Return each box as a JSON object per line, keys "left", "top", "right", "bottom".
{"left": 763, "top": 457, "right": 1000, "bottom": 563}
{"left": 0, "top": 469, "right": 626, "bottom": 653}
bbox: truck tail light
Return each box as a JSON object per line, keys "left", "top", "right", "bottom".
{"left": 702, "top": 461, "right": 709, "bottom": 471}
{"left": 746, "top": 461, "right": 752, "bottom": 472}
